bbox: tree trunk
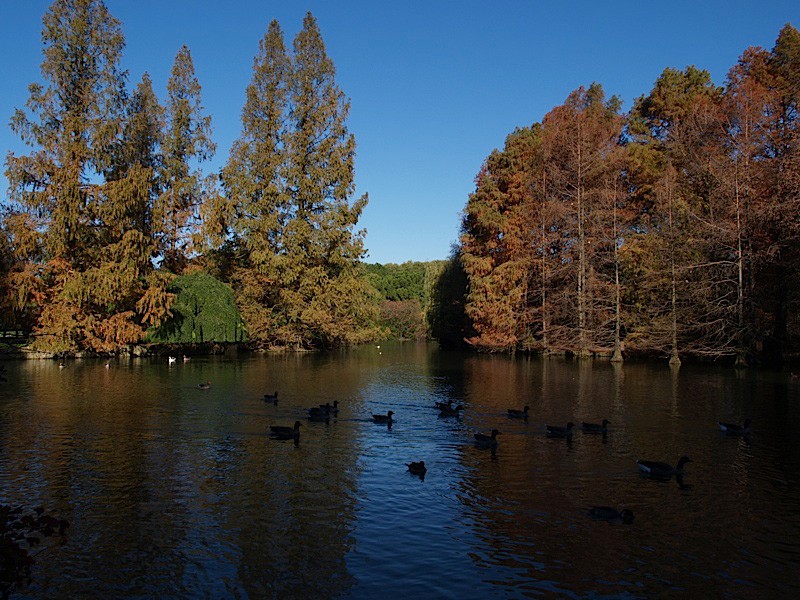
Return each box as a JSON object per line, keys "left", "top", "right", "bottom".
{"left": 576, "top": 129, "right": 590, "bottom": 358}
{"left": 734, "top": 166, "right": 747, "bottom": 368}
{"left": 668, "top": 174, "right": 681, "bottom": 367}
{"left": 540, "top": 173, "right": 549, "bottom": 355}
{"left": 611, "top": 178, "right": 623, "bottom": 363}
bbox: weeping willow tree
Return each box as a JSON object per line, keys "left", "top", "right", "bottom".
{"left": 148, "top": 272, "right": 244, "bottom": 343}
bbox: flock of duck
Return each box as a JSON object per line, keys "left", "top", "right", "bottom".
{"left": 59, "top": 356, "right": 760, "bottom": 530}
{"left": 249, "top": 385, "right": 753, "bottom": 524}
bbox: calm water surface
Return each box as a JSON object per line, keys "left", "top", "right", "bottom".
{"left": 2, "top": 343, "right": 800, "bottom": 598}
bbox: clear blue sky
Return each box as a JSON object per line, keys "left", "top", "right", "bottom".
{"left": 1, "top": 1, "right": 797, "bottom": 264}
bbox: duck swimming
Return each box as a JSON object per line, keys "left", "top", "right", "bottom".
{"left": 197, "top": 380, "right": 212, "bottom": 390}
{"left": 307, "top": 406, "right": 331, "bottom": 422}
{"left": 718, "top": 418, "right": 751, "bottom": 435}
{"left": 439, "top": 404, "right": 464, "bottom": 417}
{"left": 372, "top": 410, "right": 395, "bottom": 423}
{"left": 582, "top": 419, "right": 609, "bottom": 433}
{"left": 637, "top": 456, "right": 691, "bottom": 477}
{"left": 474, "top": 429, "right": 501, "bottom": 448}
{"left": 270, "top": 421, "right": 302, "bottom": 440}
{"left": 319, "top": 400, "right": 339, "bottom": 415}
{"left": 507, "top": 406, "right": 530, "bottom": 419}
{"left": 546, "top": 422, "right": 574, "bottom": 437}
{"left": 407, "top": 461, "right": 427, "bottom": 476}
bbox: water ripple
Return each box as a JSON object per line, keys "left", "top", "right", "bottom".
{"left": 2, "top": 349, "right": 800, "bottom": 597}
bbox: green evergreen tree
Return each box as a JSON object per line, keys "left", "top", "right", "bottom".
{"left": 426, "top": 248, "right": 469, "bottom": 349}
{"left": 364, "top": 262, "right": 427, "bottom": 301}
{"left": 148, "top": 272, "right": 243, "bottom": 343}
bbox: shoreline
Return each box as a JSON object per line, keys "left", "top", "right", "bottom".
{"left": 0, "top": 341, "right": 318, "bottom": 360}
{"left": 2, "top": 340, "right": 795, "bottom": 370}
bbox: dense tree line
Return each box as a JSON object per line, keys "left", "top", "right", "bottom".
{"left": 365, "top": 260, "right": 466, "bottom": 340}
{"left": 1, "top": 0, "right": 377, "bottom": 353}
{"left": 7, "top": 3, "right": 795, "bottom": 362}
{"left": 461, "top": 25, "right": 800, "bottom": 364}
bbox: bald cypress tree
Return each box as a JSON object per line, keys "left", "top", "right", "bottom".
{"left": 219, "top": 19, "right": 290, "bottom": 340}
{"left": 7, "top": 0, "right": 125, "bottom": 262}
{"left": 105, "top": 74, "right": 163, "bottom": 249}
{"left": 5, "top": 0, "right": 171, "bottom": 353}
{"left": 279, "top": 12, "right": 377, "bottom": 348}
{"left": 119, "top": 74, "right": 175, "bottom": 332}
{"left": 217, "top": 13, "right": 379, "bottom": 348}
{"left": 541, "top": 84, "right": 624, "bottom": 357}
{"left": 461, "top": 126, "right": 541, "bottom": 351}
{"left": 157, "top": 45, "right": 216, "bottom": 274}
{"left": 760, "top": 24, "right": 800, "bottom": 361}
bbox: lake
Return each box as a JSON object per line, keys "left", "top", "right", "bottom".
{"left": 2, "top": 342, "right": 799, "bottom": 598}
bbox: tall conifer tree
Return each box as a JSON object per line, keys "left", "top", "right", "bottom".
{"left": 107, "top": 74, "right": 163, "bottom": 245}
{"left": 219, "top": 20, "right": 289, "bottom": 339}
{"left": 5, "top": 0, "right": 146, "bottom": 352}
{"left": 760, "top": 25, "right": 800, "bottom": 360}
{"left": 218, "top": 13, "right": 378, "bottom": 348}
{"left": 5, "top": 1, "right": 174, "bottom": 352}
{"left": 159, "top": 45, "right": 216, "bottom": 274}
{"left": 118, "top": 74, "right": 175, "bottom": 331}
{"left": 280, "top": 12, "right": 375, "bottom": 348}
{"left": 461, "top": 126, "right": 540, "bottom": 351}
{"left": 628, "top": 67, "right": 733, "bottom": 362}
{"left": 7, "top": 0, "right": 125, "bottom": 262}
{"left": 541, "top": 84, "right": 623, "bottom": 357}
